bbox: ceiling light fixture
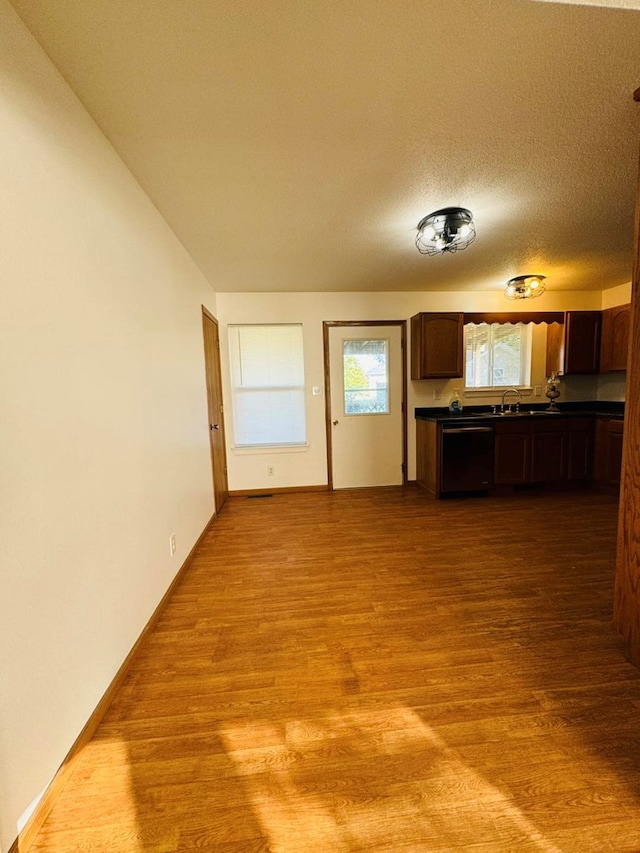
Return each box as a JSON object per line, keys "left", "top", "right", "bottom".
{"left": 415, "top": 207, "right": 476, "bottom": 255}
{"left": 504, "top": 274, "right": 546, "bottom": 300}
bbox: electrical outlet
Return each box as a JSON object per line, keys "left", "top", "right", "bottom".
{"left": 535, "top": 385, "right": 542, "bottom": 396}
{"left": 267, "top": 466, "right": 275, "bottom": 476}
{"left": 169, "top": 533, "right": 176, "bottom": 556}
{"left": 433, "top": 388, "right": 442, "bottom": 401}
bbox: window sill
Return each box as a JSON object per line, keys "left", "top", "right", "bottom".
{"left": 231, "top": 443, "right": 310, "bottom": 455}
{"left": 463, "top": 387, "right": 533, "bottom": 397}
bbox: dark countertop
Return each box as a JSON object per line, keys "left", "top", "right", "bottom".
{"left": 415, "top": 401, "right": 624, "bottom": 424}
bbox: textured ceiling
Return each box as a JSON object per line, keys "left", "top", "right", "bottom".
{"left": 8, "top": 0, "right": 640, "bottom": 294}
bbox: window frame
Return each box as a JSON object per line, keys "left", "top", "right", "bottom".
{"left": 464, "top": 321, "right": 533, "bottom": 391}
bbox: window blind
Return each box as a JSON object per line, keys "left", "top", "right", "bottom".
{"left": 229, "top": 324, "right": 307, "bottom": 447}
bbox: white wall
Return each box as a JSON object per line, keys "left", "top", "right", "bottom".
{"left": 602, "top": 281, "right": 632, "bottom": 309}
{"left": 217, "top": 289, "right": 623, "bottom": 491}
{"left": 0, "top": 5, "right": 218, "bottom": 850}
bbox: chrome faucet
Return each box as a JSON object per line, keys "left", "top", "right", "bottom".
{"left": 501, "top": 388, "right": 522, "bottom": 413}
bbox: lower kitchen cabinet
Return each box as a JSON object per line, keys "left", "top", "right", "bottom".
{"left": 531, "top": 428, "right": 566, "bottom": 482}
{"left": 566, "top": 419, "right": 595, "bottom": 481}
{"left": 494, "top": 417, "right": 594, "bottom": 486}
{"left": 416, "top": 418, "right": 439, "bottom": 495}
{"left": 594, "top": 417, "right": 624, "bottom": 490}
{"left": 417, "top": 412, "right": 605, "bottom": 498}
{"left": 494, "top": 425, "right": 529, "bottom": 484}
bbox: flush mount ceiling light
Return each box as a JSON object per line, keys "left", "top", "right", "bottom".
{"left": 415, "top": 207, "right": 476, "bottom": 255}
{"left": 504, "top": 274, "right": 546, "bottom": 300}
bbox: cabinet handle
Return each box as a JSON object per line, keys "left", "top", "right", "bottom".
{"left": 442, "top": 426, "right": 493, "bottom": 434}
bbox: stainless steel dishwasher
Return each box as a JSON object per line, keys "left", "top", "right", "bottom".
{"left": 440, "top": 423, "right": 494, "bottom": 494}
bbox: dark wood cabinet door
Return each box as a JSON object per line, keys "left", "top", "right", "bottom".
{"left": 410, "top": 313, "right": 463, "bottom": 379}
{"left": 530, "top": 430, "right": 565, "bottom": 482}
{"left": 595, "top": 417, "right": 624, "bottom": 487}
{"left": 566, "top": 422, "right": 594, "bottom": 481}
{"left": 415, "top": 418, "right": 439, "bottom": 495}
{"left": 564, "top": 311, "right": 602, "bottom": 374}
{"left": 494, "top": 431, "right": 529, "bottom": 484}
{"left": 545, "top": 322, "right": 565, "bottom": 377}
{"left": 607, "top": 422, "right": 625, "bottom": 484}
{"left": 601, "top": 304, "right": 631, "bottom": 372}
{"left": 547, "top": 312, "right": 602, "bottom": 376}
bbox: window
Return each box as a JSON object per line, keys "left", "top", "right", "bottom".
{"left": 465, "top": 323, "right": 532, "bottom": 388}
{"left": 228, "top": 324, "right": 306, "bottom": 447}
{"left": 342, "top": 338, "right": 389, "bottom": 415}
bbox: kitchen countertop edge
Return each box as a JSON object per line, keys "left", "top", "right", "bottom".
{"left": 415, "top": 401, "right": 625, "bottom": 423}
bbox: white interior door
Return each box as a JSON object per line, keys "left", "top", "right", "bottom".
{"left": 328, "top": 324, "right": 404, "bottom": 489}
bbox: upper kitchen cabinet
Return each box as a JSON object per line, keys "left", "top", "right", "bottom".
{"left": 410, "top": 313, "right": 463, "bottom": 379}
{"left": 546, "top": 311, "right": 602, "bottom": 376}
{"left": 600, "top": 303, "right": 631, "bottom": 373}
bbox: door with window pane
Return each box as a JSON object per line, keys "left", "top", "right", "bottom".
{"left": 327, "top": 323, "right": 404, "bottom": 489}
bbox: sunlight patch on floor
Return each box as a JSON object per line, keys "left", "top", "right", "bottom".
{"left": 29, "top": 738, "right": 158, "bottom": 853}
{"left": 219, "top": 706, "right": 566, "bottom": 852}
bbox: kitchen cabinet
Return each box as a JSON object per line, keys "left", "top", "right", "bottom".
{"left": 494, "top": 421, "right": 530, "bottom": 485}
{"left": 416, "top": 411, "right": 601, "bottom": 498}
{"left": 566, "top": 418, "right": 595, "bottom": 481}
{"left": 546, "top": 311, "right": 602, "bottom": 376}
{"left": 494, "top": 416, "right": 593, "bottom": 486}
{"left": 594, "top": 417, "right": 624, "bottom": 490}
{"left": 416, "top": 417, "right": 439, "bottom": 495}
{"left": 530, "top": 426, "right": 565, "bottom": 482}
{"left": 600, "top": 304, "right": 631, "bottom": 373}
{"left": 410, "top": 313, "right": 463, "bottom": 379}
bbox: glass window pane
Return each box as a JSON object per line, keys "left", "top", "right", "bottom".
{"left": 464, "top": 323, "right": 531, "bottom": 389}
{"left": 343, "top": 338, "right": 389, "bottom": 415}
{"left": 492, "top": 324, "right": 522, "bottom": 386}
{"left": 465, "top": 324, "right": 490, "bottom": 387}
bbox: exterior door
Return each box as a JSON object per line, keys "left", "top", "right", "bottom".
{"left": 202, "top": 308, "right": 228, "bottom": 513}
{"left": 325, "top": 322, "right": 406, "bottom": 489}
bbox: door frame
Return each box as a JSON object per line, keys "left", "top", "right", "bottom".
{"left": 323, "top": 320, "right": 407, "bottom": 490}
{"left": 202, "top": 306, "right": 229, "bottom": 513}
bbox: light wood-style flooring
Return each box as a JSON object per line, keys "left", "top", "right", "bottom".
{"left": 30, "top": 487, "right": 640, "bottom": 852}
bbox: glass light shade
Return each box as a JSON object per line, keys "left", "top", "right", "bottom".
{"left": 415, "top": 207, "right": 476, "bottom": 255}
{"left": 504, "top": 274, "right": 546, "bottom": 300}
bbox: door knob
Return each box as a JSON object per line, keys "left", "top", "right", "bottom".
{"left": 332, "top": 420, "right": 339, "bottom": 425}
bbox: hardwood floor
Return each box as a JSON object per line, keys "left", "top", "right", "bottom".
{"left": 29, "top": 487, "right": 640, "bottom": 852}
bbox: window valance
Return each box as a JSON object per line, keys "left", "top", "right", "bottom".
{"left": 463, "top": 312, "right": 564, "bottom": 325}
